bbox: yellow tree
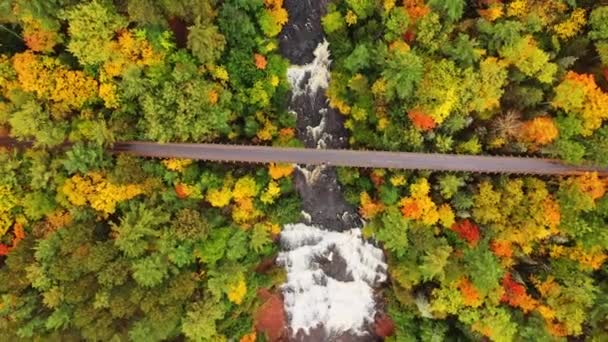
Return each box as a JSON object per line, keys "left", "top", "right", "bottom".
{"left": 552, "top": 72, "right": 608, "bottom": 135}
{"left": 12, "top": 52, "right": 98, "bottom": 114}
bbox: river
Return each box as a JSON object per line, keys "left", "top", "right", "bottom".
{"left": 277, "top": 1, "right": 387, "bottom": 341}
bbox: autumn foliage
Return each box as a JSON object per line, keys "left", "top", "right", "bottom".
{"left": 552, "top": 71, "right": 608, "bottom": 135}
{"left": 254, "top": 54, "right": 267, "bottom": 70}
{"left": 501, "top": 274, "right": 538, "bottom": 313}
{"left": 360, "top": 192, "right": 385, "bottom": 219}
{"left": 451, "top": 219, "right": 481, "bottom": 246}
{"left": 374, "top": 313, "right": 395, "bottom": 337}
{"left": 408, "top": 109, "right": 437, "bottom": 131}
{"left": 269, "top": 163, "right": 294, "bottom": 180}
{"left": 0, "top": 0, "right": 607, "bottom": 341}
{"left": 458, "top": 277, "right": 482, "bottom": 307}
{"left": 519, "top": 116, "right": 559, "bottom": 145}
{"left": 255, "top": 289, "right": 286, "bottom": 342}
{"left": 61, "top": 172, "right": 145, "bottom": 215}
{"left": 12, "top": 51, "right": 98, "bottom": 113}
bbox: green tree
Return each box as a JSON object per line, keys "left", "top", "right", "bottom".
{"left": 585, "top": 127, "right": 608, "bottom": 166}
{"left": 415, "top": 13, "right": 449, "bottom": 53}
{"left": 477, "top": 20, "right": 523, "bottom": 53}
{"left": 463, "top": 242, "right": 503, "bottom": 296}
{"left": 414, "top": 59, "right": 462, "bottom": 124}
{"left": 589, "top": 6, "right": 608, "bottom": 41}
{"left": 9, "top": 101, "right": 67, "bottom": 147}
{"left": 442, "top": 34, "right": 484, "bottom": 68}
{"left": 112, "top": 203, "right": 169, "bottom": 258}
{"left": 344, "top": 44, "right": 371, "bottom": 73}
{"left": 61, "top": 1, "right": 127, "bottom": 65}
{"left": 346, "top": 0, "right": 375, "bottom": 19}
{"left": 381, "top": 49, "right": 423, "bottom": 101}
{"left": 499, "top": 36, "right": 557, "bottom": 83}
{"left": 370, "top": 207, "right": 410, "bottom": 257}
{"left": 61, "top": 143, "right": 109, "bottom": 174}
{"left": 182, "top": 299, "right": 226, "bottom": 341}
{"left": 384, "top": 8, "right": 409, "bottom": 41}
{"left": 187, "top": 18, "right": 226, "bottom": 65}
{"left": 427, "top": 0, "right": 465, "bottom": 22}
{"left": 438, "top": 174, "right": 465, "bottom": 200}
{"left": 136, "top": 57, "right": 232, "bottom": 142}
{"left": 322, "top": 10, "right": 346, "bottom": 34}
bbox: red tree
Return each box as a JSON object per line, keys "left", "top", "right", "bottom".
{"left": 451, "top": 219, "right": 481, "bottom": 246}
{"left": 374, "top": 313, "right": 395, "bottom": 337}
{"left": 255, "top": 289, "right": 286, "bottom": 342}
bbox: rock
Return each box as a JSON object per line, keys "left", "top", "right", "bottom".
{"left": 255, "top": 257, "right": 277, "bottom": 274}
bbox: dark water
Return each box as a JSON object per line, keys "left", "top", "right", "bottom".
{"left": 279, "top": 0, "right": 328, "bottom": 65}
{"left": 279, "top": 0, "right": 362, "bottom": 232}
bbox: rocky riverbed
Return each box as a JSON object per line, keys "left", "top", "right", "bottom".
{"left": 280, "top": 0, "right": 360, "bottom": 232}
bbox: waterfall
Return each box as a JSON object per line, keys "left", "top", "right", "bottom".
{"left": 277, "top": 224, "right": 387, "bottom": 338}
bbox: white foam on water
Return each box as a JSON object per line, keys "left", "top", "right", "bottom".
{"left": 287, "top": 41, "right": 334, "bottom": 149}
{"left": 277, "top": 224, "right": 387, "bottom": 336}
{"left": 306, "top": 113, "right": 326, "bottom": 143}
{"left": 287, "top": 40, "right": 331, "bottom": 99}
{"left": 301, "top": 211, "right": 312, "bottom": 223}
{"left": 295, "top": 165, "right": 325, "bottom": 185}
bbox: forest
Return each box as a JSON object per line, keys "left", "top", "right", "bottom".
{"left": 0, "top": 0, "right": 607, "bottom": 341}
